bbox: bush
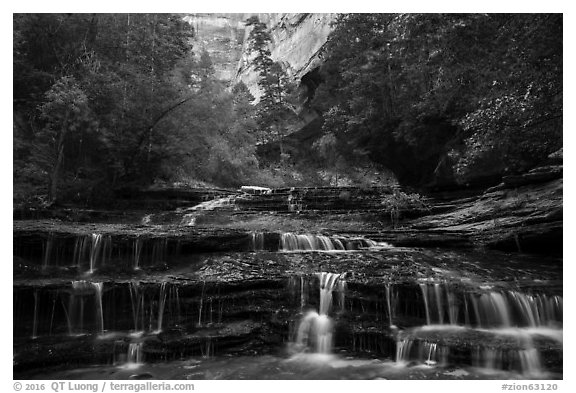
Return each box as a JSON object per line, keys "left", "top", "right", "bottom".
{"left": 381, "top": 190, "right": 429, "bottom": 227}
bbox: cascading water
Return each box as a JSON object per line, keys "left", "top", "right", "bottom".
{"left": 397, "top": 282, "right": 562, "bottom": 376}
{"left": 416, "top": 283, "right": 562, "bottom": 328}
{"left": 42, "top": 234, "right": 54, "bottom": 270}
{"left": 67, "top": 281, "right": 104, "bottom": 335}
{"left": 180, "top": 196, "right": 236, "bottom": 226}
{"left": 129, "top": 281, "right": 143, "bottom": 332}
{"left": 69, "top": 234, "right": 111, "bottom": 274}
{"left": 293, "top": 272, "right": 345, "bottom": 354}
{"left": 280, "top": 233, "right": 389, "bottom": 252}
{"left": 124, "top": 342, "right": 144, "bottom": 369}
{"left": 91, "top": 282, "right": 104, "bottom": 334}
{"left": 133, "top": 237, "right": 143, "bottom": 270}
{"left": 156, "top": 282, "right": 168, "bottom": 333}
{"left": 251, "top": 232, "right": 265, "bottom": 251}
{"left": 385, "top": 283, "right": 396, "bottom": 328}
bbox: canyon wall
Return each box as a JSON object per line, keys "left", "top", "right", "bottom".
{"left": 235, "top": 13, "right": 336, "bottom": 106}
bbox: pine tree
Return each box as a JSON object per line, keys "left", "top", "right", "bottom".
{"left": 245, "top": 17, "right": 297, "bottom": 154}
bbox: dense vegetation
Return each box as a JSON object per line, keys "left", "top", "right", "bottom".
{"left": 14, "top": 14, "right": 266, "bottom": 206}
{"left": 13, "top": 13, "right": 562, "bottom": 207}
{"left": 312, "top": 14, "right": 562, "bottom": 187}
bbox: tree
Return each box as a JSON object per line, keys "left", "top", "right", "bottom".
{"left": 37, "top": 76, "right": 95, "bottom": 203}
{"left": 245, "top": 17, "right": 297, "bottom": 154}
{"left": 13, "top": 13, "right": 196, "bottom": 203}
{"left": 313, "top": 13, "right": 562, "bottom": 186}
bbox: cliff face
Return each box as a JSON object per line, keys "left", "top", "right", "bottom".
{"left": 183, "top": 13, "right": 335, "bottom": 115}
{"left": 184, "top": 14, "right": 249, "bottom": 83}
{"left": 235, "top": 13, "right": 336, "bottom": 106}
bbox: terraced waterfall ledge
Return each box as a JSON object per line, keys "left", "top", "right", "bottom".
{"left": 13, "top": 165, "right": 562, "bottom": 380}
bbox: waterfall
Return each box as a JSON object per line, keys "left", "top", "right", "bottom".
{"left": 415, "top": 284, "right": 562, "bottom": 328}
{"left": 419, "top": 284, "right": 431, "bottom": 325}
{"left": 180, "top": 196, "right": 236, "bottom": 226}
{"left": 68, "top": 281, "right": 104, "bottom": 335}
{"left": 42, "top": 233, "right": 54, "bottom": 270}
{"left": 424, "top": 342, "right": 438, "bottom": 366}
{"left": 396, "top": 338, "right": 414, "bottom": 364}
{"left": 88, "top": 234, "right": 102, "bottom": 274}
{"left": 293, "top": 272, "right": 345, "bottom": 354}
{"left": 91, "top": 282, "right": 104, "bottom": 334}
{"left": 156, "top": 282, "right": 168, "bottom": 333}
{"left": 129, "top": 281, "right": 143, "bottom": 332}
{"left": 434, "top": 284, "right": 445, "bottom": 325}
{"left": 385, "top": 284, "right": 396, "bottom": 327}
{"left": 71, "top": 234, "right": 110, "bottom": 273}
{"left": 125, "top": 342, "right": 144, "bottom": 369}
{"left": 251, "top": 232, "right": 264, "bottom": 251}
{"left": 133, "top": 237, "right": 143, "bottom": 270}
{"left": 280, "top": 233, "right": 389, "bottom": 252}
{"left": 319, "top": 272, "right": 342, "bottom": 315}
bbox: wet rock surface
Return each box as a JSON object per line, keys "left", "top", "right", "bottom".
{"left": 13, "top": 166, "right": 563, "bottom": 379}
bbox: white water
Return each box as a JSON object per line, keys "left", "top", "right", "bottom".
{"left": 417, "top": 283, "right": 562, "bottom": 329}
{"left": 280, "top": 233, "right": 390, "bottom": 252}
{"left": 156, "top": 282, "right": 168, "bottom": 333}
{"left": 293, "top": 273, "right": 344, "bottom": 354}
{"left": 251, "top": 232, "right": 265, "bottom": 251}
{"left": 88, "top": 234, "right": 102, "bottom": 274}
{"left": 122, "top": 342, "right": 144, "bottom": 369}
{"left": 91, "top": 282, "right": 104, "bottom": 334}
{"left": 133, "top": 237, "right": 143, "bottom": 270}
{"left": 180, "top": 196, "right": 236, "bottom": 226}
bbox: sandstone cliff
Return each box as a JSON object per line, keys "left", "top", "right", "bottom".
{"left": 235, "top": 13, "right": 336, "bottom": 109}
{"left": 184, "top": 14, "right": 249, "bottom": 83}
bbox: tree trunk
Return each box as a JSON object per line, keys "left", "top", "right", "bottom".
{"left": 48, "top": 113, "right": 69, "bottom": 204}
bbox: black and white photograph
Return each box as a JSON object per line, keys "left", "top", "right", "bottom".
{"left": 11, "top": 6, "right": 565, "bottom": 385}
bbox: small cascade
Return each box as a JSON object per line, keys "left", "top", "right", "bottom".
{"left": 42, "top": 233, "right": 54, "bottom": 270}
{"left": 71, "top": 234, "right": 111, "bottom": 273}
{"left": 470, "top": 334, "right": 544, "bottom": 376}
{"left": 67, "top": 281, "right": 104, "bottom": 335}
{"left": 125, "top": 342, "right": 144, "bottom": 369}
{"left": 419, "top": 284, "right": 431, "bottom": 325}
{"left": 395, "top": 337, "right": 449, "bottom": 367}
{"left": 280, "top": 233, "right": 389, "bottom": 252}
{"left": 156, "top": 282, "right": 168, "bottom": 333}
{"left": 385, "top": 283, "right": 397, "bottom": 328}
{"left": 319, "top": 272, "right": 342, "bottom": 315}
{"left": 293, "top": 272, "right": 345, "bottom": 354}
{"left": 396, "top": 283, "right": 561, "bottom": 376}
{"left": 129, "top": 281, "right": 144, "bottom": 332}
{"left": 250, "top": 232, "right": 265, "bottom": 251}
{"left": 424, "top": 342, "right": 439, "bottom": 366}
{"left": 395, "top": 338, "right": 414, "bottom": 364}
{"left": 416, "top": 283, "right": 562, "bottom": 328}
{"left": 133, "top": 237, "right": 143, "bottom": 270}
{"left": 89, "top": 234, "right": 102, "bottom": 274}
{"left": 180, "top": 196, "right": 236, "bottom": 226}
{"left": 91, "top": 282, "right": 104, "bottom": 334}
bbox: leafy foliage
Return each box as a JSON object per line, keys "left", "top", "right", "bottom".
{"left": 314, "top": 14, "right": 562, "bottom": 186}
{"left": 13, "top": 14, "right": 279, "bottom": 205}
